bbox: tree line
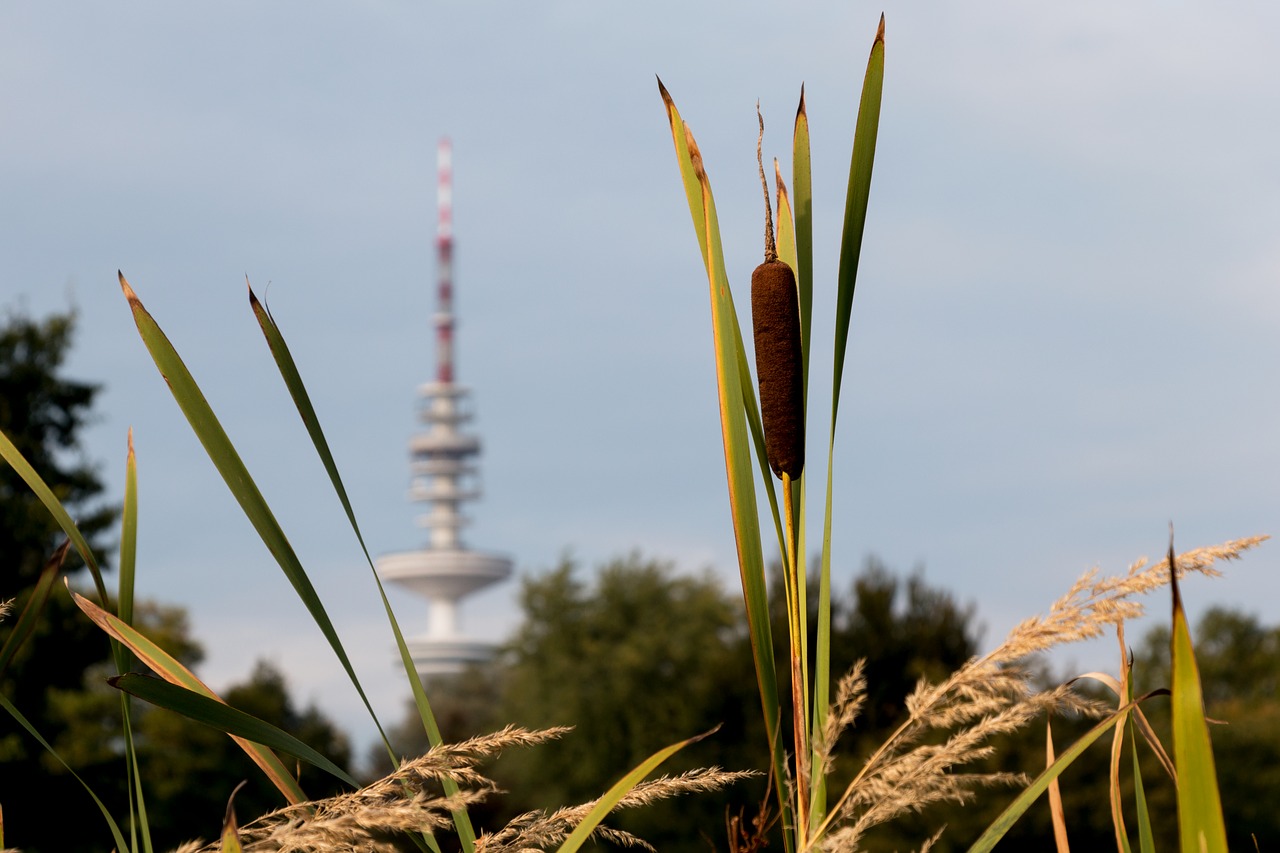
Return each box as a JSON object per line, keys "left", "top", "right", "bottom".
{"left": 3, "top": 308, "right": 1278, "bottom": 851}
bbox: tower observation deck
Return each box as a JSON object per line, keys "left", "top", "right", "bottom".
{"left": 377, "top": 139, "right": 512, "bottom": 678}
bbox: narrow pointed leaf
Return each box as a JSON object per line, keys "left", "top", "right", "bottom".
{"left": 555, "top": 729, "right": 709, "bottom": 853}
{"left": 118, "top": 272, "right": 390, "bottom": 758}
{"left": 792, "top": 86, "right": 814, "bottom": 377}
{"left": 111, "top": 673, "right": 360, "bottom": 787}
{"left": 118, "top": 429, "right": 139, "bottom": 626}
{"left": 72, "top": 589, "right": 307, "bottom": 804}
{"left": 659, "top": 79, "right": 790, "bottom": 844}
{"left": 0, "top": 429, "right": 107, "bottom": 603}
{"left": 1169, "top": 548, "right": 1228, "bottom": 853}
{"left": 831, "top": 15, "right": 884, "bottom": 415}
{"left": 811, "top": 22, "right": 883, "bottom": 824}
{"left": 248, "top": 284, "right": 475, "bottom": 849}
{"left": 1130, "top": 715, "right": 1155, "bottom": 853}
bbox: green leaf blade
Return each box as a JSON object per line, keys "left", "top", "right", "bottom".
{"left": 1169, "top": 550, "right": 1228, "bottom": 853}
{"left": 117, "top": 272, "right": 390, "bottom": 757}
{"left": 111, "top": 673, "right": 360, "bottom": 788}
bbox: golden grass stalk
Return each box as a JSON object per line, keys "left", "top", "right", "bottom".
{"left": 168, "top": 726, "right": 751, "bottom": 853}
{"left": 807, "top": 536, "right": 1266, "bottom": 852}
{"left": 475, "top": 767, "right": 759, "bottom": 853}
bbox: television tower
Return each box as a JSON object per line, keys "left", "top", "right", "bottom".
{"left": 377, "top": 139, "right": 512, "bottom": 678}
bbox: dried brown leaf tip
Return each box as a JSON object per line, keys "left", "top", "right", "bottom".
{"left": 118, "top": 270, "right": 141, "bottom": 304}
{"left": 750, "top": 108, "right": 804, "bottom": 479}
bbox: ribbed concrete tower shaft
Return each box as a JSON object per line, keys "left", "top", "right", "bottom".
{"left": 376, "top": 138, "right": 512, "bottom": 678}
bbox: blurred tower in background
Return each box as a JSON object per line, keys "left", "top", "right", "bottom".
{"left": 377, "top": 139, "right": 512, "bottom": 678}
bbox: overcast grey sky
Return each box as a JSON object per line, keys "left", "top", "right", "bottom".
{"left": 4, "top": 2, "right": 1277, "bottom": 760}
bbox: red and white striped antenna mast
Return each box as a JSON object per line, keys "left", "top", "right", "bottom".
{"left": 435, "top": 137, "right": 455, "bottom": 385}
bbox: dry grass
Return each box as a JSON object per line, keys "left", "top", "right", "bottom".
{"left": 810, "top": 536, "right": 1266, "bottom": 852}
{"left": 475, "top": 767, "right": 759, "bottom": 853}
{"left": 171, "top": 725, "right": 753, "bottom": 853}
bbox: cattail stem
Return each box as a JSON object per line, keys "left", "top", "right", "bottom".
{"left": 783, "top": 472, "right": 809, "bottom": 845}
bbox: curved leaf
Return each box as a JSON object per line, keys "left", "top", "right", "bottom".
{"left": 110, "top": 673, "right": 360, "bottom": 788}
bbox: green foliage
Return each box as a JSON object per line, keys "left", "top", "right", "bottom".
{"left": 493, "top": 554, "right": 759, "bottom": 850}
{"left": 0, "top": 309, "right": 116, "bottom": 585}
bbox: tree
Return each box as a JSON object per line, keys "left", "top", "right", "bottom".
{"left": 0, "top": 309, "right": 116, "bottom": 585}
{"left": 0, "top": 308, "right": 123, "bottom": 852}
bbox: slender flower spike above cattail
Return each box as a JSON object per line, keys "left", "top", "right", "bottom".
{"left": 751, "top": 107, "right": 804, "bottom": 479}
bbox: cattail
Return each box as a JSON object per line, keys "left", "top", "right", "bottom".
{"left": 751, "top": 107, "right": 804, "bottom": 479}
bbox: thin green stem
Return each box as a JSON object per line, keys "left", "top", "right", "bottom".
{"left": 783, "top": 472, "right": 809, "bottom": 848}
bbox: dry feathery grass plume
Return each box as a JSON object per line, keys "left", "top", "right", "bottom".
{"left": 474, "top": 767, "right": 760, "bottom": 853}
{"left": 811, "top": 536, "right": 1266, "bottom": 853}
{"left": 177, "top": 726, "right": 569, "bottom": 853}
{"left": 0, "top": 597, "right": 12, "bottom": 622}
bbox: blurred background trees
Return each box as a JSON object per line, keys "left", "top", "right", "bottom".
{"left": 3, "top": 308, "right": 1278, "bottom": 850}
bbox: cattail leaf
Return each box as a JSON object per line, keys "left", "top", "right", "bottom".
{"left": 775, "top": 162, "right": 798, "bottom": 280}
{"left": 0, "top": 692, "right": 130, "bottom": 853}
{"left": 1168, "top": 547, "right": 1228, "bottom": 853}
{"left": 555, "top": 729, "right": 709, "bottom": 853}
{"left": 831, "top": 15, "right": 884, "bottom": 415}
{"left": 248, "top": 283, "right": 474, "bottom": 850}
{"left": 967, "top": 707, "right": 1126, "bottom": 853}
{"left": 791, "top": 85, "right": 814, "bottom": 405}
{"left": 117, "top": 272, "right": 387, "bottom": 772}
{"left": 110, "top": 673, "right": 361, "bottom": 788}
{"left": 71, "top": 589, "right": 307, "bottom": 804}
{"left": 659, "top": 79, "right": 791, "bottom": 844}
{"left": 810, "top": 21, "right": 884, "bottom": 826}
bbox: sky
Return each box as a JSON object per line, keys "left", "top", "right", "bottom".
{"left": 3, "top": 3, "right": 1278, "bottom": 765}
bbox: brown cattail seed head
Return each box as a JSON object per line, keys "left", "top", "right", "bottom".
{"left": 752, "top": 259, "right": 804, "bottom": 479}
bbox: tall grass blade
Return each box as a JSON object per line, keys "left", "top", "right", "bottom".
{"left": 0, "top": 541, "right": 69, "bottom": 676}
{"left": 0, "top": 692, "right": 130, "bottom": 853}
{"left": 1130, "top": 717, "right": 1155, "bottom": 853}
{"left": 71, "top": 588, "right": 307, "bottom": 804}
{"left": 247, "top": 284, "right": 474, "bottom": 850}
{"left": 110, "top": 673, "right": 361, "bottom": 787}
{"left": 117, "top": 272, "right": 392, "bottom": 753}
{"left": 118, "top": 429, "right": 139, "bottom": 626}
{"left": 811, "top": 20, "right": 884, "bottom": 826}
{"left": 659, "top": 79, "right": 790, "bottom": 845}
{"left": 1168, "top": 545, "right": 1228, "bottom": 853}
{"left": 554, "top": 729, "right": 709, "bottom": 853}
{"left": 117, "top": 429, "right": 153, "bottom": 853}
{"left": 967, "top": 707, "right": 1125, "bottom": 853}
{"left": 0, "top": 429, "right": 108, "bottom": 603}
